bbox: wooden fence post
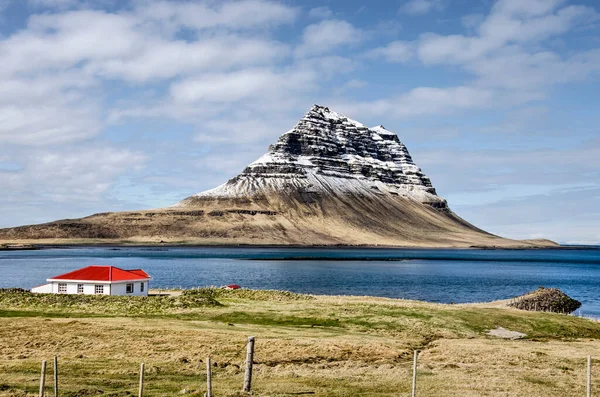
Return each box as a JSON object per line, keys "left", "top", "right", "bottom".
{"left": 53, "top": 356, "right": 58, "bottom": 397}
{"left": 242, "top": 336, "right": 255, "bottom": 392}
{"left": 411, "top": 350, "right": 418, "bottom": 397}
{"left": 588, "top": 355, "right": 592, "bottom": 397}
{"left": 39, "top": 360, "right": 47, "bottom": 397}
{"left": 206, "top": 357, "right": 213, "bottom": 397}
{"left": 138, "top": 363, "right": 145, "bottom": 397}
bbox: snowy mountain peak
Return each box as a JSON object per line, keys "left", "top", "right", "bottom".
{"left": 371, "top": 125, "right": 395, "bottom": 136}
{"left": 185, "top": 105, "right": 446, "bottom": 206}
{"left": 305, "top": 104, "right": 367, "bottom": 128}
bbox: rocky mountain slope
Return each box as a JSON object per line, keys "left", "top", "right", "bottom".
{"left": 0, "top": 105, "right": 556, "bottom": 247}
{"left": 181, "top": 105, "right": 444, "bottom": 207}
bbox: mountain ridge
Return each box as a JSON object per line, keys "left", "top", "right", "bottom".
{"left": 0, "top": 105, "right": 557, "bottom": 248}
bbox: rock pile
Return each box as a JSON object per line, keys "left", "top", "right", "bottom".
{"left": 509, "top": 287, "right": 581, "bottom": 314}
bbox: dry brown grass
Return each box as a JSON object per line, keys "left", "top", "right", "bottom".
{"left": 0, "top": 191, "right": 558, "bottom": 248}
{"left": 1, "top": 292, "right": 599, "bottom": 396}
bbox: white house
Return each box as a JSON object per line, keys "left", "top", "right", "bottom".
{"left": 31, "top": 265, "right": 151, "bottom": 296}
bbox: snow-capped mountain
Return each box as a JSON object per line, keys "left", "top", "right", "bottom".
{"left": 179, "top": 105, "right": 446, "bottom": 208}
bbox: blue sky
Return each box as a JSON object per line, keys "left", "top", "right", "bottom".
{"left": 0, "top": 0, "right": 599, "bottom": 244}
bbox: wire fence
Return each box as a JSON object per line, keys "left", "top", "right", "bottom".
{"left": 28, "top": 338, "right": 595, "bottom": 397}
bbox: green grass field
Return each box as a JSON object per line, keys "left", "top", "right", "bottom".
{"left": 1, "top": 289, "right": 599, "bottom": 396}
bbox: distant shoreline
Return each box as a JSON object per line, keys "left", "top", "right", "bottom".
{"left": 1, "top": 242, "right": 598, "bottom": 251}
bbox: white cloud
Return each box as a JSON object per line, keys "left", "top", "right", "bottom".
{"left": 0, "top": 103, "right": 100, "bottom": 145}
{"left": 479, "top": 4, "right": 592, "bottom": 43}
{"left": 0, "top": 144, "right": 147, "bottom": 227}
{"left": 137, "top": 0, "right": 298, "bottom": 31}
{"left": 468, "top": 48, "right": 600, "bottom": 90}
{"left": 1, "top": 2, "right": 298, "bottom": 80}
{"left": 330, "top": 78, "right": 368, "bottom": 96}
{"left": 461, "top": 13, "right": 484, "bottom": 29}
{"left": 372, "top": 20, "right": 403, "bottom": 37}
{"left": 29, "top": 148, "right": 145, "bottom": 201}
{"left": 343, "top": 79, "right": 367, "bottom": 89}
{"left": 367, "top": 40, "right": 414, "bottom": 63}
{"left": 360, "top": 0, "right": 600, "bottom": 121}
{"left": 0, "top": 1, "right": 299, "bottom": 146}
{"left": 87, "top": 36, "right": 290, "bottom": 82}
{"left": 174, "top": 68, "right": 293, "bottom": 105}
{"left": 491, "top": 0, "right": 567, "bottom": 18}
{"left": 417, "top": 141, "right": 600, "bottom": 195}
{"left": 308, "top": 6, "right": 333, "bottom": 19}
{"left": 27, "top": 0, "right": 78, "bottom": 6}
{"left": 454, "top": 187, "right": 600, "bottom": 244}
{"left": 295, "top": 19, "right": 364, "bottom": 57}
{"left": 1, "top": 9, "right": 291, "bottom": 82}
{"left": 480, "top": 106, "right": 550, "bottom": 134}
{"left": 195, "top": 119, "right": 288, "bottom": 144}
{"left": 1, "top": 11, "right": 140, "bottom": 77}
{"left": 0, "top": 73, "right": 101, "bottom": 145}
{"left": 398, "top": 0, "right": 443, "bottom": 16}
{"left": 430, "top": 135, "right": 600, "bottom": 243}
{"left": 0, "top": 146, "right": 145, "bottom": 203}
{"left": 169, "top": 68, "right": 310, "bottom": 104}
{"left": 334, "top": 86, "right": 495, "bottom": 120}
{"left": 114, "top": 55, "right": 356, "bottom": 123}
{"left": 406, "top": 137, "right": 600, "bottom": 242}
{"left": 29, "top": 0, "right": 299, "bottom": 26}
{"left": 168, "top": 64, "right": 319, "bottom": 108}
{"left": 418, "top": 1, "right": 594, "bottom": 65}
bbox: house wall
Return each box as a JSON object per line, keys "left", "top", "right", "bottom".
{"left": 50, "top": 282, "right": 111, "bottom": 295}
{"left": 31, "top": 283, "right": 52, "bottom": 293}
{"left": 111, "top": 281, "right": 148, "bottom": 296}
{"left": 32, "top": 280, "right": 149, "bottom": 296}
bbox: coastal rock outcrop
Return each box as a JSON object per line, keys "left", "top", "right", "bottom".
{"left": 509, "top": 287, "right": 582, "bottom": 314}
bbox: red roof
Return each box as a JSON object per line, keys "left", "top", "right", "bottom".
{"left": 49, "top": 266, "right": 151, "bottom": 282}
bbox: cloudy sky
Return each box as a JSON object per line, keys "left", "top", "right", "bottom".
{"left": 0, "top": 0, "right": 599, "bottom": 244}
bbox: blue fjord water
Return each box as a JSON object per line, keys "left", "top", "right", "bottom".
{"left": 1, "top": 246, "right": 599, "bottom": 317}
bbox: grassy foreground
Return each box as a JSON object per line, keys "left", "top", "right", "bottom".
{"left": 0, "top": 289, "right": 599, "bottom": 397}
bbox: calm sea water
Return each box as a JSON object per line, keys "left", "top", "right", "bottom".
{"left": 1, "top": 246, "right": 599, "bottom": 316}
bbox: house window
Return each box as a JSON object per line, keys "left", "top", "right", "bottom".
{"left": 126, "top": 283, "right": 134, "bottom": 293}
{"left": 77, "top": 284, "right": 84, "bottom": 294}
{"left": 94, "top": 285, "right": 104, "bottom": 294}
{"left": 58, "top": 283, "right": 67, "bottom": 294}
{"left": 140, "top": 282, "right": 144, "bottom": 292}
